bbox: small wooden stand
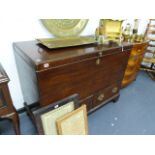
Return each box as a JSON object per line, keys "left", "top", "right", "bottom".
{"left": 0, "top": 63, "right": 20, "bottom": 135}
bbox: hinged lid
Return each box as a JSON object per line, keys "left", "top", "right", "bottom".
{"left": 13, "top": 41, "right": 133, "bottom": 72}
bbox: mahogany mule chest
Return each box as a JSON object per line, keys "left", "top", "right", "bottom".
{"left": 13, "top": 41, "right": 132, "bottom": 113}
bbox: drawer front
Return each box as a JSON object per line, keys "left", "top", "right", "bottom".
{"left": 37, "top": 51, "right": 129, "bottom": 106}
{"left": 127, "top": 52, "right": 144, "bottom": 68}
{"left": 125, "top": 64, "right": 137, "bottom": 72}
{"left": 122, "top": 79, "right": 131, "bottom": 87}
{"left": 124, "top": 68, "right": 137, "bottom": 77}
{"left": 122, "top": 55, "right": 143, "bottom": 85}
{"left": 122, "top": 67, "right": 138, "bottom": 88}
{"left": 129, "top": 55, "right": 139, "bottom": 61}
{"left": 123, "top": 72, "right": 136, "bottom": 81}
{"left": 93, "top": 83, "right": 120, "bottom": 108}
{"left": 122, "top": 75, "right": 136, "bottom": 87}
{"left": 131, "top": 44, "right": 145, "bottom": 56}
{"left": 131, "top": 48, "right": 143, "bottom": 56}
{"left": 0, "top": 88, "right": 7, "bottom": 109}
{"left": 127, "top": 55, "right": 144, "bottom": 73}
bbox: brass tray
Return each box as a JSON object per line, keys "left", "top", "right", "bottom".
{"left": 37, "top": 36, "right": 97, "bottom": 49}
{"left": 41, "top": 19, "right": 88, "bottom": 37}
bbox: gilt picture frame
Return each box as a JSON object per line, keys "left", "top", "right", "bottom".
{"left": 33, "top": 94, "right": 80, "bottom": 135}
{"left": 56, "top": 104, "right": 88, "bottom": 135}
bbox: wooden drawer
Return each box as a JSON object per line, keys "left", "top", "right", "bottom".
{"left": 93, "top": 83, "right": 120, "bottom": 108}
{"left": 131, "top": 48, "right": 143, "bottom": 56}
{"left": 122, "top": 79, "right": 132, "bottom": 87}
{"left": 123, "top": 73, "right": 136, "bottom": 82}
{"left": 131, "top": 45, "right": 145, "bottom": 56}
{"left": 129, "top": 55, "right": 140, "bottom": 62}
{"left": 122, "top": 75, "right": 136, "bottom": 86}
{"left": 127, "top": 54, "right": 144, "bottom": 70}
{"left": 124, "top": 68, "right": 137, "bottom": 77}
{"left": 125, "top": 64, "right": 137, "bottom": 71}
{"left": 128, "top": 55, "right": 144, "bottom": 71}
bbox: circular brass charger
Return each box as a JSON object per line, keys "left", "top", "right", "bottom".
{"left": 41, "top": 19, "right": 89, "bottom": 37}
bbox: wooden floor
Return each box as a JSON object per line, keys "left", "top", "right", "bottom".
{"left": 1, "top": 71, "right": 155, "bottom": 135}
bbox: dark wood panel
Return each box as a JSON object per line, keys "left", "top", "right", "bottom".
{"left": 37, "top": 51, "right": 130, "bottom": 106}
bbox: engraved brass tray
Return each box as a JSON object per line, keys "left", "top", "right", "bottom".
{"left": 37, "top": 36, "right": 97, "bottom": 49}
{"left": 41, "top": 19, "right": 89, "bottom": 37}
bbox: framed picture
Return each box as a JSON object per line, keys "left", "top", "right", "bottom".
{"left": 33, "top": 94, "right": 80, "bottom": 135}
{"left": 56, "top": 104, "right": 88, "bottom": 135}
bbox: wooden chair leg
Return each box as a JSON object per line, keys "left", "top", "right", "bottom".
{"left": 9, "top": 113, "right": 20, "bottom": 135}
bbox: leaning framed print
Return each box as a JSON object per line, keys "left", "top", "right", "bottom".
{"left": 33, "top": 94, "right": 80, "bottom": 135}
{"left": 56, "top": 104, "right": 88, "bottom": 135}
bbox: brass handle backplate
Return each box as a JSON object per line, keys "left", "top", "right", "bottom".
{"left": 97, "top": 93, "right": 105, "bottom": 101}
{"left": 112, "top": 87, "right": 118, "bottom": 93}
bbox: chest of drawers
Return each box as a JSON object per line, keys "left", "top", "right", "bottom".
{"left": 122, "top": 42, "right": 148, "bottom": 88}
{"left": 13, "top": 41, "right": 132, "bottom": 112}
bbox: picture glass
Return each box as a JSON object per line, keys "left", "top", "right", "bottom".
{"left": 41, "top": 101, "right": 74, "bottom": 135}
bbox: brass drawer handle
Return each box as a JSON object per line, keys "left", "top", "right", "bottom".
{"left": 97, "top": 93, "right": 105, "bottom": 101}
{"left": 96, "top": 58, "right": 101, "bottom": 65}
{"left": 112, "top": 87, "right": 118, "bottom": 93}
